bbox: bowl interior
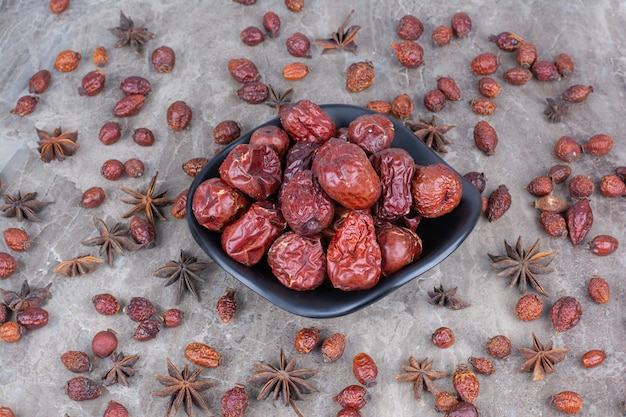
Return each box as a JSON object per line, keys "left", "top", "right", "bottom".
{"left": 186, "top": 104, "right": 482, "bottom": 318}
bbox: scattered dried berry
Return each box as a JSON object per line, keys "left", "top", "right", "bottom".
{"left": 103, "top": 401, "right": 129, "bottom": 417}
{"left": 366, "top": 100, "right": 391, "bottom": 114}
{"left": 182, "top": 157, "right": 210, "bottom": 177}
{"left": 124, "top": 158, "right": 145, "bottom": 178}
{"left": 445, "top": 401, "right": 480, "bottom": 417}
{"left": 0, "top": 321, "right": 23, "bottom": 343}
{"left": 129, "top": 216, "right": 156, "bottom": 248}
{"left": 50, "top": 0, "right": 70, "bottom": 13}
{"left": 516, "top": 42, "right": 537, "bottom": 68}
{"left": 488, "top": 31, "right": 523, "bottom": 51}
{"left": 503, "top": 67, "right": 533, "bottom": 86}
{"left": 548, "top": 164, "right": 571, "bottom": 184}
{"left": 216, "top": 289, "right": 237, "bottom": 323}
{"left": 100, "top": 159, "right": 125, "bottom": 181}
{"left": 566, "top": 199, "right": 593, "bottom": 246}
{"left": 125, "top": 297, "right": 156, "bottom": 322}
{"left": 473, "top": 120, "right": 498, "bottom": 155}
{"left": 581, "top": 349, "right": 606, "bottom": 368}
{"left": 534, "top": 195, "right": 569, "bottom": 213}
{"left": 99, "top": 122, "right": 122, "bottom": 145}
{"left": 184, "top": 341, "right": 221, "bottom": 367}
{"left": 91, "top": 329, "right": 118, "bottom": 359}
{"left": 113, "top": 94, "right": 145, "bottom": 117}
{"left": 432, "top": 326, "right": 455, "bottom": 348}
{"left": 65, "top": 376, "right": 101, "bottom": 401}
{"left": 450, "top": 12, "right": 472, "bottom": 38}
{"left": 424, "top": 89, "right": 447, "bottom": 112}
{"left": 10, "top": 96, "right": 39, "bottom": 116}
{"left": 286, "top": 32, "right": 311, "bottom": 58}
{"left": 588, "top": 276, "right": 610, "bottom": 304}
{"left": 464, "top": 172, "right": 487, "bottom": 194}
{"left": 282, "top": 62, "right": 310, "bottom": 80}
{"left": 236, "top": 81, "right": 269, "bottom": 104}
{"left": 432, "top": 25, "right": 453, "bottom": 47}
{"left": 469, "top": 97, "right": 496, "bottom": 115}
{"left": 526, "top": 176, "right": 553, "bottom": 196}
{"left": 554, "top": 53, "right": 575, "bottom": 77}
{"left": 119, "top": 76, "right": 152, "bottom": 96}
{"left": 551, "top": 296, "right": 582, "bottom": 332}
{"left": 334, "top": 385, "right": 369, "bottom": 410}
{"left": 241, "top": 26, "right": 265, "bottom": 46}
{"left": 92, "top": 293, "right": 120, "bottom": 316}
{"left": 452, "top": 364, "right": 479, "bottom": 404}
{"left": 133, "top": 318, "right": 161, "bottom": 341}
{"left": 322, "top": 333, "right": 346, "bottom": 362}
{"left": 346, "top": 61, "right": 375, "bottom": 92}
{"left": 78, "top": 70, "right": 106, "bottom": 96}
{"left": 586, "top": 235, "right": 618, "bottom": 256}
{"left": 396, "top": 15, "right": 424, "bottom": 40}
{"left": 16, "top": 307, "right": 48, "bottom": 330}
{"left": 515, "top": 293, "right": 544, "bottom": 321}
{"left": 61, "top": 350, "right": 92, "bottom": 373}
{"left": 54, "top": 50, "right": 81, "bottom": 72}
{"left": 554, "top": 136, "right": 581, "bottom": 162}
{"left": 539, "top": 211, "right": 568, "bottom": 237}
{"left": 161, "top": 308, "right": 184, "bottom": 328}
{"left": 561, "top": 85, "right": 593, "bottom": 103}
{"left": 167, "top": 101, "right": 192, "bottom": 130}
{"left": 532, "top": 60, "right": 560, "bottom": 81}
{"left": 285, "top": 0, "right": 304, "bottom": 12}
{"left": 485, "top": 335, "right": 512, "bottom": 359}
{"left": 390, "top": 94, "right": 414, "bottom": 119}
{"left": 263, "top": 11, "right": 281, "bottom": 37}
{"left": 92, "top": 46, "right": 108, "bottom": 67}
{"left": 151, "top": 45, "right": 176, "bottom": 73}
{"left": 551, "top": 391, "right": 582, "bottom": 414}
{"left": 478, "top": 77, "right": 501, "bottom": 98}
{"left": 391, "top": 41, "right": 424, "bottom": 68}
{"left": 132, "top": 127, "right": 155, "bottom": 147}
{"left": 486, "top": 185, "right": 511, "bottom": 222}
{"left": 170, "top": 189, "right": 188, "bottom": 219}
{"left": 468, "top": 356, "right": 496, "bottom": 375}
{"left": 294, "top": 326, "right": 320, "bottom": 354}
{"left": 3, "top": 228, "right": 31, "bottom": 252}
{"left": 568, "top": 175, "right": 594, "bottom": 199}
{"left": 582, "top": 134, "right": 612, "bottom": 156}
{"left": 470, "top": 53, "right": 499, "bottom": 75}
{"left": 353, "top": 352, "right": 378, "bottom": 387}
{"left": 221, "top": 384, "right": 249, "bottom": 417}
{"left": 28, "top": 69, "right": 51, "bottom": 94}
{"left": 599, "top": 174, "right": 626, "bottom": 197}
{"left": 337, "top": 408, "right": 362, "bottom": 417}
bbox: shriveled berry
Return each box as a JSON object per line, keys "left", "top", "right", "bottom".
{"left": 16, "top": 307, "right": 48, "bottom": 330}
{"left": 450, "top": 12, "right": 472, "bottom": 38}
{"left": 346, "top": 61, "right": 376, "bottom": 92}
{"left": 294, "top": 326, "right": 320, "bottom": 354}
{"left": 581, "top": 349, "right": 606, "bottom": 368}
{"left": 554, "top": 136, "right": 581, "bottom": 162}
{"left": 221, "top": 384, "right": 249, "bottom": 417}
{"left": 432, "top": 326, "right": 455, "bottom": 348}
{"left": 485, "top": 335, "right": 511, "bottom": 359}
{"left": 216, "top": 289, "right": 237, "bottom": 323}
{"left": 581, "top": 134, "right": 612, "bottom": 156}
{"left": 391, "top": 94, "right": 414, "bottom": 119}
{"left": 337, "top": 408, "right": 362, "bottom": 417}
{"left": 103, "top": 400, "right": 129, "bottom": 417}
{"left": 464, "top": 172, "right": 487, "bottom": 194}
{"left": 228, "top": 58, "right": 260, "bottom": 83}
{"left": 54, "top": 50, "right": 81, "bottom": 72}
{"left": 92, "top": 46, "right": 108, "bottom": 67}
{"left": 0, "top": 303, "right": 8, "bottom": 324}
{"left": 366, "top": 100, "right": 391, "bottom": 114}
{"left": 61, "top": 350, "right": 92, "bottom": 373}
{"left": 213, "top": 120, "right": 242, "bottom": 145}
{"left": 532, "top": 60, "right": 560, "bottom": 81}
{"left": 478, "top": 77, "right": 501, "bottom": 98}
{"left": 551, "top": 296, "right": 582, "bottom": 332}
{"left": 132, "top": 127, "right": 155, "bottom": 147}
{"left": 599, "top": 174, "right": 626, "bottom": 197}
{"left": 548, "top": 164, "right": 571, "bottom": 184}
{"left": 124, "top": 158, "right": 145, "bottom": 178}
{"left": 515, "top": 293, "right": 544, "bottom": 321}
{"left": 0, "top": 252, "right": 18, "bottom": 279}
{"left": 446, "top": 401, "right": 480, "bottom": 417}
{"left": 432, "top": 25, "right": 452, "bottom": 47}
{"left": 586, "top": 235, "right": 618, "bottom": 256}
{"left": 240, "top": 26, "right": 265, "bottom": 46}
{"left": 92, "top": 293, "right": 120, "bottom": 315}
{"left": 99, "top": 122, "right": 122, "bottom": 145}
{"left": 391, "top": 41, "right": 424, "bottom": 68}
{"left": 0, "top": 321, "right": 23, "bottom": 343}
{"left": 503, "top": 67, "right": 533, "bottom": 86}
{"left": 566, "top": 199, "right": 593, "bottom": 246}
{"left": 29, "top": 69, "right": 51, "bottom": 94}
{"left": 151, "top": 45, "right": 176, "bottom": 73}
{"left": 551, "top": 391, "right": 582, "bottom": 414}
{"left": 100, "top": 159, "right": 125, "bottom": 180}
{"left": 486, "top": 185, "right": 511, "bottom": 222}
{"left": 236, "top": 81, "right": 269, "bottom": 103}
{"left": 473, "top": 120, "right": 498, "bottom": 155}
{"left": 437, "top": 76, "right": 461, "bottom": 101}
{"left": 10, "top": 96, "right": 39, "bottom": 116}
{"left": 588, "top": 276, "right": 610, "bottom": 304}
{"left": 561, "top": 85, "right": 593, "bottom": 103}
{"left": 161, "top": 308, "right": 184, "bottom": 328}
{"left": 112, "top": 94, "right": 145, "bottom": 117}
{"left": 434, "top": 391, "right": 459, "bottom": 413}
{"left": 282, "top": 62, "right": 310, "bottom": 81}
{"left": 333, "top": 385, "right": 369, "bottom": 410}
{"left": 396, "top": 15, "right": 424, "bottom": 40}
{"left": 285, "top": 0, "right": 304, "bottom": 12}
{"left": 263, "top": 11, "right": 281, "bottom": 37}
{"left": 322, "top": 332, "right": 346, "bottom": 363}
{"left": 133, "top": 318, "right": 161, "bottom": 341}
{"left": 470, "top": 98, "right": 496, "bottom": 115}
{"left": 452, "top": 364, "right": 479, "bottom": 403}
{"left": 124, "top": 297, "right": 156, "bottom": 322}
{"left": 554, "top": 53, "right": 575, "bottom": 78}
{"left": 516, "top": 42, "right": 537, "bottom": 68}
{"left": 91, "top": 329, "right": 118, "bottom": 358}
{"left": 167, "top": 101, "right": 192, "bottom": 130}
{"left": 78, "top": 70, "right": 106, "bottom": 96}
{"left": 526, "top": 176, "right": 553, "bottom": 196}
{"left": 49, "top": 0, "right": 69, "bottom": 13}
{"left": 65, "top": 376, "right": 101, "bottom": 401}
{"left": 470, "top": 52, "right": 499, "bottom": 75}
{"left": 170, "top": 189, "right": 188, "bottom": 219}
{"left": 488, "top": 31, "right": 523, "bottom": 51}
{"left": 539, "top": 211, "right": 568, "bottom": 237}
{"left": 4, "top": 228, "right": 31, "bottom": 251}
{"left": 534, "top": 194, "right": 569, "bottom": 213}
{"left": 184, "top": 341, "right": 221, "bottom": 367}
{"left": 286, "top": 32, "right": 311, "bottom": 58}
{"left": 183, "top": 157, "right": 209, "bottom": 176}
{"left": 119, "top": 76, "right": 152, "bottom": 96}
{"left": 468, "top": 356, "right": 496, "bottom": 375}
{"left": 424, "top": 89, "right": 446, "bottom": 112}
{"left": 353, "top": 352, "right": 378, "bottom": 387}
{"left": 568, "top": 175, "right": 594, "bottom": 199}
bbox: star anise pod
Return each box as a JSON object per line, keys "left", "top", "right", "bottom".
{"left": 395, "top": 356, "right": 448, "bottom": 402}
{"left": 103, "top": 351, "right": 140, "bottom": 387}
{"left": 119, "top": 172, "right": 173, "bottom": 225}
{"left": 427, "top": 284, "right": 471, "bottom": 310}
{"left": 1, "top": 279, "right": 52, "bottom": 312}
{"left": 544, "top": 98, "right": 569, "bottom": 123}
{"left": 265, "top": 85, "right": 293, "bottom": 114}
{"left": 35, "top": 127, "right": 79, "bottom": 163}
{"left": 405, "top": 116, "right": 455, "bottom": 153}
{"left": 153, "top": 250, "right": 211, "bottom": 303}
{"left": 53, "top": 255, "right": 104, "bottom": 277}
{"left": 109, "top": 10, "right": 154, "bottom": 52}
{"left": 1, "top": 191, "right": 50, "bottom": 222}
{"left": 247, "top": 348, "right": 319, "bottom": 417}
{"left": 153, "top": 358, "right": 217, "bottom": 417}
{"left": 313, "top": 10, "right": 361, "bottom": 54}
{"left": 488, "top": 236, "right": 555, "bottom": 297}
{"left": 81, "top": 216, "right": 141, "bottom": 267}
{"left": 517, "top": 333, "right": 569, "bottom": 381}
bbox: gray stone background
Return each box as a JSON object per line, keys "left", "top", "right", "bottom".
{"left": 0, "top": 0, "right": 625, "bottom": 415}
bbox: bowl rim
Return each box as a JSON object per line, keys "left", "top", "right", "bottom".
{"left": 186, "top": 103, "right": 482, "bottom": 318}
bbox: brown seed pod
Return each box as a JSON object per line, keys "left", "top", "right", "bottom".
{"left": 65, "top": 376, "right": 101, "bottom": 401}
{"left": 263, "top": 11, "right": 281, "bottom": 37}
{"left": 526, "top": 176, "right": 553, "bottom": 196}
{"left": 78, "top": 70, "right": 106, "bottom": 96}
{"left": 515, "top": 293, "right": 544, "bottom": 321}
{"left": 586, "top": 235, "right": 618, "bottom": 256}
{"left": 485, "top": 335, "right": 512, "bottom": 359}
{"left": 554, "top": 136, "right": 581, "bottom": 162}
{"left": 434, "top": 391, "right": 459, "bottom": 413}
{"left": 100, "top": 159, "right": 125, "bottom": 181}
{"left": 98, "top": 122, "right": 122, "bottom": 145}
{"left": 581, "top": 134, "right": 612, "bottom": 156}
{"left": 473, "top": 120, "right": 498, "bottom": 155}
{"left": 54, "top": 50, "right": 81, "bottom": 72}
{"left": 432, "top": 326, "right": 455, "bottom": 348}
{"left": 49, "top": 0, "right": 70, "bottom": 14}
{"left": 213, "top": 120, "right": 242, "bottom": 145}
{"left": 470, "top": 53, "right": 499, "bottom": 75}
{"left": 221, "top": 384, "right": 249, "bottom": 417}
{"left": 170, "top": 189, "right": 188, "bottom": 219}
{"left": 133, "top": 318, "right": 161, "bottom": 341}
{"left": 568, "top": 175, "right": 594, "bottom": 200}
{"left": 92, "top": 46, "right": 108, "bottom": 67}
{"left": 432, "top": 25, "right": 452, "bottom": 47}
{"left": 16, "top": 307, "right": 48, "bottom": 330}
{"left": 550, "top": 296, "right": 582, "bottom": 332}
{"left": 228, "top": 58, "right": 261, "bottom": 83}
{"left": 119, "top": 76, "right": 152, "bottom": 96}
{"left": 391, "top": 41, "right": 424, "bottom": 68}
{"left": 566, "top": 199, "right": 593, "bottom": 246}
{"left": 294, "top": 326, "right": 320, "bottom": 354}
{"left": 503, "top": 67, "right": 533, "bottom": 86}
{"left": 151, "top": 45, "right": 176, "bottom": 73}
{"left": 580, "top": 349, "right": 606, "bottom": 368}
{"left": 470, "top": 98, "right": 496, "bottom": 115}
{"left": 437, "top": 76, "right": 461, "bottom": 101}
{"left": 10, "top": 96, "right": 39, "bottom": 116}
{"left": 0, "top": 252, "right": 18, "bottom": 279}
{"left": 478, "top": 77, "right": 501, "bottom": 98}
{"left": 488, "top": 31, "right": 523, "bottom": 51}
{"left": 91, "top": 329, "right": 118, "bottom": 358}
{"left": 333, "top": 385, "right": 369, "bottom": 410}
{"left": 28, "top": 69, "right": 51, "bottom": 94}
{"left": 124, "top": 158, "right": 145, "bottom": 178}
{"left": 532, "top": 60, "right": 560, "bottom": 82}
{"left": 167, "top": 101, "right": 192, "bottom": 130}
{"left": 286, "top": 32, "right": 311, "bottom": 58}
{"left": 366, "top": 100, "right": 391, "bottom": 115}
{"left": 216, "top": 289, "right": 237, "bottom": 323}
{"left": 551, "top": 391, "right": 582, "bottom": 414}
{"left": 534, "top": 195, "right": 569, "bottom": 213}
{"left": 112, "top": 94, "right": 145, "bottom": 117}
{"left": 396, "top": 15, "right": 424, "bottom": 40}
{"left": 124, "top": 297, "right": 156, "bottom": 322}
{"left": 515, "top": 42, "right": 537, "bottom": 68}
{"left": 464, "top": 172, "right": 487, "bottom": 194}
{"left": 353, "top": 352, "right": 378, "bottom": 387}
{"left": 548, "top": 164, "right": 571, "bottom": 184}
{"left": 103, "top": 401, "right": 129, "bottom": 417}
{"left": 450, "top": 12, "right": 472, "bottom": 38}
{"left": 132, "top": 127, "right": 155, "bottom": 147}
{"left": 0, "top": 321, "right": 23, "bottom": 343}
{"left": 240, "top": 26, "right": 265, "bottom": 46}
{"left": 468, "top": 356, "right": 496, "bottom": 375}
{"left": 539, "top": 211, "right": 568, "bottom": 238}
{"left": 561, "top": 85, "right": 593, "bottom": 103}
{"left": 236, "top": 81, "right": 269, "bottom": 104}
{"left": 599, "top": 174, "right": 626, "bottom": 197}
{"left": 184, "top": 341, "right": 221, "bottom": 367}
{"left": 391, "top": 94, "right": 414, "bottom": 119}
{"left": 322, "top": 333, "right": 347, "bottom": 362}
{"left": 486, "top": 185, "right": 511, "bottom": 222}
{"left": 588, "top": 276, "right": 610, "bottom": 304}
{"left": 282, "top": 62, "right": 310, "bottom": 81}
{"left": 4, "top": 228, "right": 31, "bottom": 251}
{"left": 554, "top": 53, "right": 575, "bottom": 78}
{"left": 161, "top": 308, "right": 184, "bottom": 328}
{"left": 452, "top": 364, "right": 479, "bottom": 403}
{"left": 182, "top": 157, "right": 210, "bottom": 177}
{"left": 130, "top": 216, "right": 156, "bottom": 248}
{"left": 346, "top": 61, "right": 376, "bottom": 92}
{"left": 424, "top": 89, "right": 447, "bottom": 112}
{"left": 285, "top": 0, "right": 304, "bottom": 12}
{"left": 60, "top": 350, "right": 92, "bottom": 373}
{"left": 92, "top": 293, "right": 120, "bottom": 316}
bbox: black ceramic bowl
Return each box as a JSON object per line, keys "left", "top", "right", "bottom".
{"left": 187, "top": 104, "right": 481, "bottom": 318}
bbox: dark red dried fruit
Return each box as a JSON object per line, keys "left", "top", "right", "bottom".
{"left": 586, "top": 235, "right": 618, "bottom": 256}
{"left": 268, "top": 232, "right": 326, "bottom": 290}
{"left": 151, "top": 45, "right": 176, "bottom": 73}
{"left": 167, "top": 101, "right": 192, "bottom": 130}
{"left": 534, "top": 195, "right": 569, "bottom": 213}
{"left": 3, "top": 228, "right": 31, "bottom": 252}
{"left": 103, "top": 401, "right": 129, "bottom": 417}
{"left": 478, "top": 77, "right": 501, "bottom": 98}
{"left": 432, "top": 326, "right": 455, "bottom": 348}
{"left": 527, "top": 176, "right": 553, "bottom": 196}
{"left": 294, "top": 326, "right": 320, "bottom": 354}
{"left": 49, "top": 0, "right": 69, "bottom": 14}
{"left": 353, "top": 352, "right": 378, "bottom": 387}
{"left": 29, "top": 69, "right": 51, "bottom": 94}
{"left": 473, "top": 120, "right": 498, "bottom": 155}
{"left": 468, "top": 356, "right": 496, "bottom": 375}
{"left": 581, "top": 134, "right": 612, "bottom": 156}
{"left": 286, "top": 32, "right": 311, "bottom": 58}
{"left": 346, "top": 61, "right": 376, "bottom": 92}
{"left": 470, "top": 53, "right": 499, "bottom": 75}
{"left": 0, "top": 252, "right": 18, "bottom": 279}
{"left": 532, "top": 60, "right": 560, "bottom": 82}
{"left": 280, "top": 171, "right": 334, "bottom": 235}
{"left": 390, "top": 94, "right": 414, "bottom": 119}
{"left": 10, "top": 96, "right": 39, "bottom": 116}
{"left": 566, "top": 199, "right": 593, "bottom": 246}
{"left": 263, "top": 11, "right": 281, "bottom": 37}
{"left": 599, "top": 174, "right": 626, "bottom": 197}
{"left": 236, "top": 81, "right": 269, "bottom": 104}
{"left": 125, "top": 297, "right": 156, "bottom": 322}
{"left": 240, "top": 26, "right": 265, "bottom": 46}
{"left": 515, "top": 293, "right": 544, "bottom": 321}
{"left": 65, "top": 376, "right": 101, "bottom": 401}
{"left": 192, "top": 178, "right": 249, "bottom": 232}
{"left": 219, "top": 143, "right": 282, "bottom": 200}
{"left": 133, "top": 318, "right": 161, "bottom": 341}
{"left": 391, "top": 41, "right": 424, "bottom": 68}
{"left": 16, "top": 307, "right": 48, "bottom": 330}
{"left": 539, "top": 211, "right": 568, "bottom": 238}
{"left": 396, "top": 15, "right": 424, "bottom": 40}
{"left": 551, "top": 391, "right": 583, "bottom": 414}
{"left": 412, "top": 164, "right": 462, "bottom": 218}
{"left": 450, "top": 12, "right": 472, "bottom": 38}
{"left": 54, "top": 50, "right": 81, "bottom": 72}
{"left": 554, "top": 136, "right": 581, "bottom": 162}
{"left": 99, "top": 122, "right": 122, "bottom": 145}
{"left": 424, "top": 89, "right": 447, "bottom": 112}
{"left": 488, "top": 31, "right": 523, "bottom": 51}
{"left": 334, "top": 385, "right": 369, "bottom": 410}
{"left": 486, "top": 185, "right": 511, "bottom": 222}
{"left": 91, "top": 329, "right": 118, "bottom": 359}
{"left": 452, "top": 364, "right": 479, "bottom": 404}
{"left": 282, "top": 62, "right": 310, "bottom": 81}
{"left": 377, "top": 225, "right": 422, "bottom": 276}
{"left": 227, "top": 58, "right": 260, "bottom": 83}
{"left": 588, "top": 276, "right": 610, "bottom": 304}
{"left": 554, "top": 53, "right": 575, "bottom": 78}
{"left": 337, "top": 408, "right": 362, "bottom": 417}
{"left": 100, "top": 159, "right": 125, "bottom": 181}
{"left": 568, "top": 175, "right": 594, "bottom": 199}
{"left": 124, "top": 158, "right": 145, "bottom": 178}
{"left": 250, "top": 125, "right": 290, "bottom": 157}
{"left": 432, "top": 25, "right": 453, "bottom": 47}
{"left": 285, "top": 0, "right": 304, "bottom": 12}
{"left": 112, "top": 94, "right": 145, "bottom": 117}
{"left": 161, "top": 308, "right": 184, "bottom": 328}
{"left": 503, "top": 67, "right": 533, "bottom": 86}
{"left": 92, "top": 293, "right": 120, "bottom": 315}
{"left": 470, "top": 98, "right": 496, "bottom": 115}
{"left": 581, "top": 349, "right": 606, "bottom": 368}
{"left": 550, "top": 296, "right": 582, "bottom": 332}
{"left": 548, "top": 164, "right": 571, "bottom": 184}
{"left": 221, "top": 384, "right": 249, "bottom": 417}
{"left": 445, "top": 401, "right": 480, "bottom": 417}
{"left": 281, "top": 99, "right": 336, "bottom": 143}
{"left": 485, "top": 335, "right": 512, "bottom": 359}
{"left": 129, "top": 216, "right": 156, "bottom": 248}
{"left": 60, "top": 350, "right": 92, "bottom": 373}
{"left": 515, "top": 43, "right": 537, "bottom": 68}
{"left": 119, "top": 76, "right": 152, "bottom": 96}
{"left": 216, "top": 289, "right": 237, "bottom": 323}
{"left": 132, "top": 127, "right": 155, "bottom": 147}
{"left": 214, "top": 120, "right": 242, "bottom": 144}
{"left": 182, "top": 157, "right": 209, "bottom": 177}
{"left": 92, "top": 46, "right": 108, "bottom": 67}
{"left": 322, "top": 333, "right": 346, "bottom": 363}
{"left": 170, "top": 189, "right": 188, "bottom": 219}
{"left": 561, "top": 85, "right": 593, "bottom": 103}
{"left": 464, "top": 172, "right": 487, "bottom": 194}
{"left": 78, "top": 70, "right": 105, "bottom": 96}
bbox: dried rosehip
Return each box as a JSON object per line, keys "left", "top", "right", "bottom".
{"left": 515, "top": 42, "right": 537, "bottom": 68}
{"left": 485, "top": 335, "right": 512, "bottom": 359}
{"left": 240, "top": 26, "right": 265, "bottom": 46}
{"left": 0, "top": 321, "right": 23, "bottom": 343}
{"left": 91, "top": 329, "right": 118, "bottom": 358}
{"left": 432, "top": 326, "right": 455, "bottom": 348}
{"left": 586, "top": 235, "right": 618, "bottom": 256}
{"left": 322, "top": 333, "right": 346, "bottom": 363}
{"left": 124, "top": 158, "right": 145, "bottom": 178}
{"left": 446, "top": 401, "right": 480, "bottom": 417}
{"left": 435, "top": 76, "right": 461, "bottom": 101}
{"left": 182, "top": 157, "right": 209, "bottom": 177}
{"left": 0, "top": 252, "right": 17, "bottom": 279}
{"left": 54, "top": 50, "right": 81, "bottom": 72}
{"left": 0, "top": 304, "right": 7, "bottom": 324}
{"left": 119, "top": 76, "right": 152, "bottom": 96}
{"left": 29, "top": 69, "right": 51, "bottom": 94}
{"left": 488, "top": 31, "right": 523, "bottom": 51}
{"left": 526, "top": 176, "right": 553, "bottom": 196}
{"left": 167, "top": 101, "right": 192, "bottom": 130}
{"left": 112, "top": 94, "right": 145, "bottom": 117}
{"left": 213, "top": 120, "right": 242, "bottom": 146}
{"left": 130, "top": 216, "right": 156, "bottom": 248}
{"left": 478, "top": 77, "right": 501, "bottom": 98}
{"left": 92, "top": 293, "right": 120, "bottom": 315}
{"left": 353, "top": 352, "right": 378, "bottom": 387}
{"left": 92, "top": 46, "right": 108, "bottom": 67}
{"left": 65, "top": 376, "right": 101, "bottom": 401}
{"left": 554, "top": 136, "right": 581, "bottom": 162}
{"left": 78, "top": 70, "right": 106, "bottom": 96}
{"left": 263, "top": 11, "right": 281, "bottom": 37}
{"left": 100, "top": 159, "right": 125, "bottom": 181}
{"left": 228, "top": 58, "right": 260, "bottom": 83}
{"left": 283, "top": 61, "right": 310, "bottom": 81}
{"left": 554, "top": 53, "right": 575, "bottom": 78}
{"left": 294, "top": 326, "right": 320, "bottom": 354}
{"left": 216, "top": 289, "right": 237, "bottom": 323}
{"left": 424, "top": 89, "right": 447, "bottom": 112}
{"left": 566, "top": 199, "right": 593, "bottom": 246}
{"left": 581, "top": 349, "right": 606, "bottom": 368}
{"left": 377, "top": 225, "right": 422, "bottom": 276}
{"left": 161, "top": 308, "right": 184, "bottom": 328}
{"left": 452, "top": 364, "right": 479, "bottom": 403}
{"left": 551, "top": 296, "right": 582, "bottom": 332}
{"left": 432, "top": 25, "right": 453, "bottom": 47}
{"left": 470, "top": 98, "right": 496, "bottom": 115}
{"left": 451, "top": 11, "right": 472, "bottom": 37}
{"left": 391, "top": 41, "right": 424, "bottom": 68}
{"left": 588, "top": 276, "right": 610, "bottom": 304}
{"left": 534, "top": 195, "right": 569, "bottom": 213}
{"left": 539, "top": 211, "right": 568, "bottom": 237}
{"left": 133, "top": 318, "right": 161, "bottom": 341}
{"left": 473, "top": 120, "right": 498, "bottom": 155}
{"left": 581, "top": 134, "right": 612, "bottom": 156}
{"left": 551, "top": 391, "right": 582, "bottom": 414}
{"left": 464, "top": 172, "right": 487, "bottom": 194}
{"left": 568, "top": 175, "right": 594, "bottom": 199}
{"left": 131, "top": 127, "right": 155, "bottom": 147}
{"left": 60, "top": 350, "right": 92, "bottom": 373}
{"left": 286, "top": 32, "right": 311, "bottom": 58}
{"left": 4, "top": 228, "right": 31, "bottom": 252}
{"left": 366, "top": 100, "right": 391, "bottom": 115}
{"left": 50, "top": 0, "right": 69, "bottom": 13}
{"left": 334, "top": 385, "right": 369, "bottom": 409}
{"left": 250, "top": 126, "right": 290, "bottom": 157}
{"left": 151, "top": 45, "right": 176, "bottom": 73}
{"left": 396, "top": 15, "right": 423, "bottom": 40}
{"left": 337, "top": 409, "right": 362, "bottom": 417}
{"left": 285, "top": 0, "right": 304, "bottom": 12}
{"left": 103, "top": 401, "right": 129, "bottom": 417}
{"left": 268, "top": 232, "right": 326, "bottom": 290}
{"left": 222, "top": 384, "right": 249, "bottom": 417}
{"left": 532, "top": 60, "right": 560, "bottom": 82}
{"left": 10, "top": 96, "right": 39, "bottom": 116}
{"left": 561, "top": 85, "right": 593, "bottom": 103}
{"left": 515, "top": 293, "right": 544, "bottom": 321}
{"left": 503, "top": 67, "right": 533, "bottom": 86}
{"left": 390, "top": 94, "right": 414, "bottom": 119}
{"left": 16, "top": 307, "right": 48, "bottom": 330}
{"left": 170, "top": 189, "right": 188, "bottom": 219}
{"left": 470, "top": 53, "right": 499, "bottom": 75}
{"left": 99, "top": 122, "right": 122, "bottom": 145}
{"left": 236, "top": 81, "right": 269, "bottom": 104}
{"left": 548, "top": 164, "right": 571, "bottom": 184}
{"left": 486, "top": 184, "right": 511, "bottom": 222}
{"left": 184, "top": 341, "right": 221, "bottom": 367}
{"left": 468, "top": 356, "right": 496, "bottom": 375}
{"left": 192, "top": 178, "right": 249, "bottom": 232}
{"left": 346, "top": 61, "right": 376, "bottom": 92}
{"left": 125, "top": 297, "right": 156, "bottom": 322}
{"left": 599, "top": 174, "right": 626, "bottom": 197}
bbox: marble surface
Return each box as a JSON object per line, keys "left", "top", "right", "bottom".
{"left": 1, "top": 0, "right": 625, "bottom": 416}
